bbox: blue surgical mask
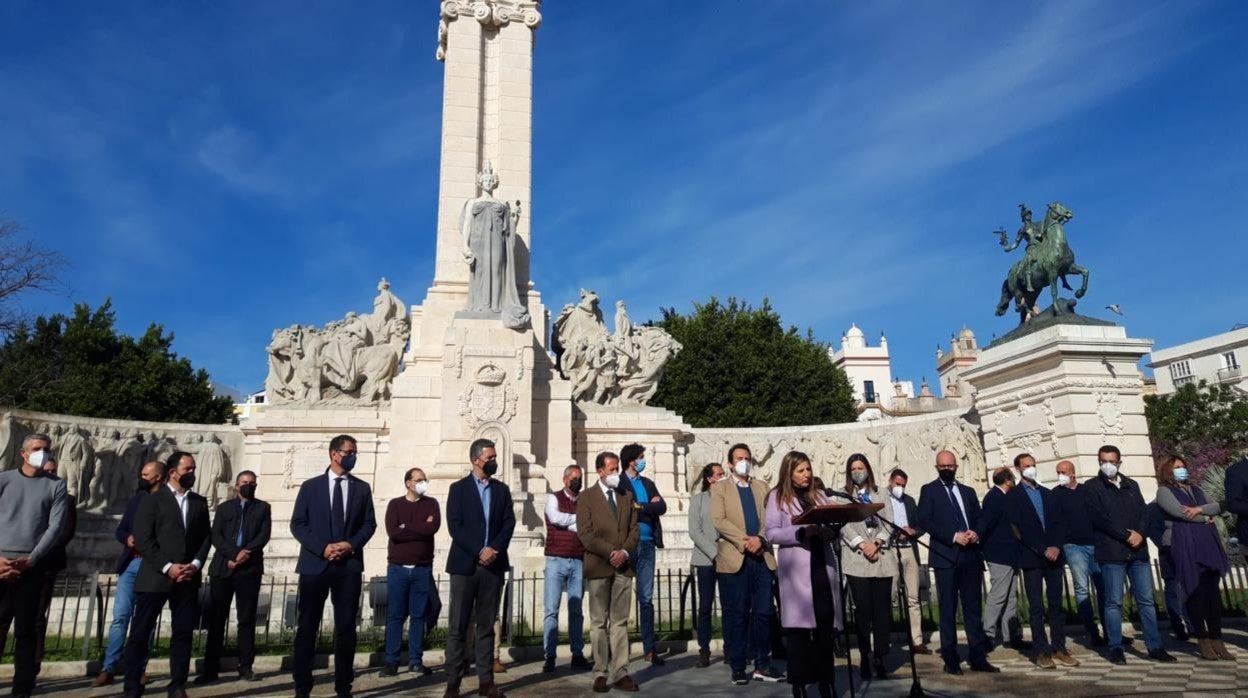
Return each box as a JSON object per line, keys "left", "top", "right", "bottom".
{"left": 635, "top": 459, "right": 647, "bottom": 473}
{"left": 1172, "top": 467, "right": 1189, "bottom": 482}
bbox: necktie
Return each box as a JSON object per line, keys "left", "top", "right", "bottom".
{"left": 236, "top": 501, "right": 247, "bottom": 547}
{"left": 607, "top": 489, "right": 618, "bottom": 517}
{"left": 331, "top": 477, "right": 346, "bottom": 541}
{"left": 946, "top": 484, "right": 969, "bottom": 530}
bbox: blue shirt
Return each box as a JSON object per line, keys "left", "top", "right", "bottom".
{"left": 629, "top": 475, "right": 654, "bottom": 541}
{"left": 737, "top": 483, "right": 761, "bottom": 537}
{"left": 1022, "top": 481, "right": 1045, "bottom": 529}
{"left": 474, "top": 476, "right": 492, "bottom": 550}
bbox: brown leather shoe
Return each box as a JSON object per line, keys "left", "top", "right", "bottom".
{"left": 91, "top": 671, "right": 115, "bottom": 687}
{"left": 492, "top": 659, "right": 507, "bottom": 674}
{"left": 1212, "top": 639, "right": 1235, "bottom": 660}
{"left": 696, "top": 649, "right": 711, "bottom": 667}
{"left": 910, "top": 644, "right": 933, "bottom": 655}
{"left": 1197, "top": 638, "right": 1219, "bottom": 660}
{"left": 1035, "top": 652, "right": 1056, "bottom": 669}
{"left": 1053, "top": 649, "right": 1081, "bottom": 667}
{"left": 613, "top": 675, "right": 640, "bottom": 692}
{"left": 477, "top": 682, "right": 506, "bottom": 698}
{"left": 592, "top": 676, "right": 610, "bottom": 693}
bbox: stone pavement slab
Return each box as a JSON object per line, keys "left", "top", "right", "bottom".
{"left": 10, "top": 628, "right": 1248, "bottom": 697}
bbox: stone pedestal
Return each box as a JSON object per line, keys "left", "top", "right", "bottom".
{"left": 573, "top": 404, "right": 694, "bottom": 569}
{"left": 963, "top": 322, "right": 1155, "bottom": 496}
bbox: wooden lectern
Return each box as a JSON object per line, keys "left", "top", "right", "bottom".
{"left": 790, "top": 502, "right": 883, "bottom": 526}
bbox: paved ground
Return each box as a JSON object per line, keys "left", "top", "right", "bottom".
{"left": 11, "top": 628, "right": 1248, "bottom": 697}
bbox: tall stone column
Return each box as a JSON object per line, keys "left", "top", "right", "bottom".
{"left": 431, "top": 1, "right": 540, "bottom": 302}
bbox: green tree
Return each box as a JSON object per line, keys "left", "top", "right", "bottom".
{"left": 651, "top": 297, "right": 856, "bottom": 428}
{"left": 1145, "top": 381, "right": 1248, "bottom": 476}
{"left": 0, "top": 300, "right": 236, "bottom": 424}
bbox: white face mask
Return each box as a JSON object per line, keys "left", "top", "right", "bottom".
{"left": 1099, "top": 462, "right": 1119, "bottom": 478}
{"left": 1021, "top": 466, "right": 1037, "bottom": 482}
{"left": 890, "top": 485, "right": 904, "bottom": 499}
{"left": 604, "top": 473, "right": 621, "bottom": 489}
{"left": 27, "top": 450, "right": 48, "bottom": 469}
{"left": 413, "top": 480, "right": 428, "bottom": 496}
{"left": 1057, "top": 474, "right": 1071, "bottom": 487}
{"left": 734, "top": 459, "right": 751, "bottom": 477}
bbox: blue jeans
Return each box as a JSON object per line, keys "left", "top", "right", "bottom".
{"left": 695, "top": 565, "right": 717, "bottom": 652}
{"left": 1157, "top": 548, "right": 1189, "bottom": 633}
{"left": 634, "top": 540, "right": 657, "bottom": 654}
{"left": 1063, "top": 544, "right": 1105, "bottom": 637}
{"left": 542, "top": 556, "right": 584, "bottom": 659}
{"left": 718, "top": 556, "right": 774, "bottom": 673}
{"left": 384, "top": 564, "right": 433, "bottom": 667}
{"left": 1101, "top": 559, "right": 1162, "bottom": 652}
{"left": 103, "top": 558, "right": 151, "bottom": 673}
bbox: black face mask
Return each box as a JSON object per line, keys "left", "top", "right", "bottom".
{"left": 569, "top": 478, "right": 583, "bottom": 494}
{"left": 138, "top": 479, "right": 156, "bottom": 493}
{"left": 179, "top": 473, "right": 196, "bottom": 490}
{"left": 239, "top": 483, "right": 257, "bottom": 499}
{"left": 483, "top": 459, "right": 499, "bottom": 477}
{"left": 938, "top": 469, "right": 957, "bottom": 484}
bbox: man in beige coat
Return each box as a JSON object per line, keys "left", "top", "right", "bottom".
{"left": 577, "top": 451, "right": 641, "bottom": 693}
{"left": 711, "top": 444, "right": 784, "bottom": 685}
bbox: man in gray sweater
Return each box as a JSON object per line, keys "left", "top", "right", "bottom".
{"left": 0, "top": 432, "right": 69, "bottom": 698}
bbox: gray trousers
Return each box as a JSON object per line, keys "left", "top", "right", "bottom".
{"left": 445, "top": 567, "right": 504, "bottom": 687}
{"left": 983, "top": 562, "right": 1021, "bottom": 643}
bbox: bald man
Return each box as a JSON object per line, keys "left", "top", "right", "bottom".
{"left": 1050, "top": 460, "right": 1106, "bottom": 645}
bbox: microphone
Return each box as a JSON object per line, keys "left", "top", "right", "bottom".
{"left": 822, "top": 489, "right": 855, "bottom": 501}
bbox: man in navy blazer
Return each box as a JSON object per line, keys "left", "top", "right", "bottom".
{"left": 444, "top": 438, "right": 515, "bottom": 698}
{"left": 980, "top": 468, "right": 1025, "bottom": 650}
{"left": 290, "top": 434, "right": 378, "bottom": 698}
{"left": 1007, "top": 454, "right": 1079, "bottom": 669}
{"left": 917, "top": 450, "right": 997, "bottom": 675}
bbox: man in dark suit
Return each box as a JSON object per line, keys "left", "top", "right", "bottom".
{"left": 980, "top": 467, "right": 1025, "bottom": 650}
{"left": 916, "top": 450, "right": 997, "bottom": 675}
{"left": 1007, "top": 454, "right": 1078, "bottom": 670}
{"left": 443, "top": 438, "right": 516, "bottom": 698}
{"left": 290, "top": 434, "right": 378, "bottom": 698}
{"left": 887, "top": 468, "right": 929, "bottom": 654}
{"left": 198, "top": 470, "right": 271, "bottom": 684}
{"left": 122, "top": 451, "right": 212, "bottom": 698}
{"left": 1225, "top": 458, "right": 1248, "bottom": 547}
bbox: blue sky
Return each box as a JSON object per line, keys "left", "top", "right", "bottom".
{"left": 3, "top": 1, "right": 1246, "bottom": 398}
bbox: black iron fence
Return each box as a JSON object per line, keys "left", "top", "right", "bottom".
{"left": 4, "top": 558, "right": 1248, "bottom": 664}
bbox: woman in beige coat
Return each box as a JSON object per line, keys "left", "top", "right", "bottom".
{"left": 839, "top": 453, "right": 898, "bottom": 681}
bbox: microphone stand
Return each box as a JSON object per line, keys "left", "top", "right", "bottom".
{"left": 823, "top": 490, "right": 858, "bottom": 698}
{"left": 873, "top": 512, "right": 933, "bottom": 698}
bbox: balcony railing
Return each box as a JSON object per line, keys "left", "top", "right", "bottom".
{"left": 1217, "top": 365, "right": 1242, "bottom": 382}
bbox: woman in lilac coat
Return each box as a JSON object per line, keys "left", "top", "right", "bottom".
{"left": 765, "top": 451, "right": 842, "bottom": 698}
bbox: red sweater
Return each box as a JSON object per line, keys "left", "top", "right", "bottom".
{"left": 385, "top": 496, "right": 441, "bottom": 565}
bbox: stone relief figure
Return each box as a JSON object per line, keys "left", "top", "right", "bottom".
{"left": 56, "top": 424, "right": 94, "bottom": 504}
{"left": 195, "top": 433, "right": 230, "bottom": 508}
{"left": 554, "top": 289, "right": 683, "bottom": 406}
{"left": 460, "top": 163, "right": 530, "bottom": 330}
{"left": 263, "top": 280, "right": 411, "bottom": 405}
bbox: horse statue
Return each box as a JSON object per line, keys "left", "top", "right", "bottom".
{"left": 994, "top": 201, "right": 1090, "bottom": 324}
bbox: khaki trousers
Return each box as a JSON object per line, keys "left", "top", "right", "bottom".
{"left": 895, "top": 546, "right": 924, "bottom": 646}
{"left": 588, "top": 573, "right": 633, "bottom": 681}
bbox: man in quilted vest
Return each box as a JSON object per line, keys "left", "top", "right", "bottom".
{"left": 542, "top": 465, "right": 591, "bottom": 673}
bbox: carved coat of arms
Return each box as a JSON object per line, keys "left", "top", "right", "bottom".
{"left": 459, "top": 363, "right": 518, "bottom": 428}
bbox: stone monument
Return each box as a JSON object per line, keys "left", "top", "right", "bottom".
{"left": 968, "top": 201, "right": 1156, "bottom": 497}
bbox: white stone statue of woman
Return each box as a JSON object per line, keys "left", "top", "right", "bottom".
{"left": 460, "top": 163, "right": 531, "bottom": 329}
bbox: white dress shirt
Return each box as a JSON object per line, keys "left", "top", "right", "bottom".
{"left": 161, "top": 482, "right": 203, "bottom": 574}
{"left": 891, "top": 492, "right": 910, "bottom": 529}
{"left": 545, "top": 489, "right": 578, "bottom": 532}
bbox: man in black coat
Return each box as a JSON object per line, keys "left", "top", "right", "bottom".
{"left": 197, "top": 470, "right": 272, "bottom": 684}
{"left": 444, "top": 438, "right": 515, "bottom": 698}
{"left": 1225, "top": 457, "right": 1248, "bottom": 546}
{"left": 916, "top": 450, "right": 997, "bottom": 675}
{"left": 1006, "top": 454, "right": 1078, "bottom": 669}
{"left": 122, "top": 451, "right": 212, "bottom": 698}
{"left": 980, "top": 467, "right": 1024, "bottom": 650}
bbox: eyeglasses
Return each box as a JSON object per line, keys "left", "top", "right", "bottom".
{"left": 338, "top": 449, "right": 358, "bottom": 457}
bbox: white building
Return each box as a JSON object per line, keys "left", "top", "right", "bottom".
{"left": 1148, "top": 325, "right": 1248, "bottom": 394}
{"left": 829, "top": 324, "right": 912, "bottom": 420}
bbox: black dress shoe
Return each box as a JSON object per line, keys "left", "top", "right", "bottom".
{"left": 1108, "top": 648, "right": 1126, "bottom": 665}
{"left": 193, "top": 674, "right": 218, "bottom": 685}
{"left": 381, "top": 663, "right": 399, "bottom": 677}
{"left": 239, "top": 668, "right": 259, "bottom": 682}
{"left": 542, "top": 657, "right": 555, "bottom": 673}
{"left": 1007, "top": 639, "right": 1033, "bottom": 651}
{"left": 1148, "top": 649, "right": 1177, "bottom": 663}
{"left": 570, "top": 653, "right": 592, "bottom": 670}
{"left": 943, "top": 663, "right": 963, "bottom": 675}
{"left": 969, "top": 661, "right": 1001, "bottom": 673}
